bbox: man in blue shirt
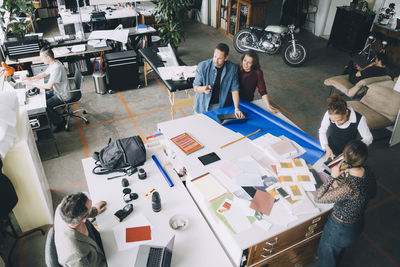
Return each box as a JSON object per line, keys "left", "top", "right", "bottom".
{"left": 193, "top": 43, "right": 244, "bottom": 118}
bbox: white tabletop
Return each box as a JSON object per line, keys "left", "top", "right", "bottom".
{"left": 82, "top": 147, "right": 233, "bottom": 267}
{"left": 158, "top": 114, "right": 332, "bottom": 266}
{"left": 60, "top": 6, "right": 138, "bottom": 25}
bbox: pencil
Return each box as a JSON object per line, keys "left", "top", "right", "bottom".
{"left": 190, "top": 172, "right": 210, "bottom": 182}
{"left": 220, "top": 129, "right": 261, "bottom": 149}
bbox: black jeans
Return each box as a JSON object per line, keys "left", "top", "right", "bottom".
{"left": 46, "top": 89, "right": 64, "bottom": 126}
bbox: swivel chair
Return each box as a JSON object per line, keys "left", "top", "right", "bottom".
{"left": 53, "top": 65, "right": 89, "bottom": 131}
{"left": 0, "top": 158, "right": 45, "bottom": 267}
{"left": 45, "top": 227, "right": 62, "bottom": 267}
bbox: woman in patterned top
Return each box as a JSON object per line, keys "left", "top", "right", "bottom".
{"left": 238, "top": 51, "right": 279, "bottom": 114}
{"left": 315, "top": 140, "right": 376, "bottom": 267}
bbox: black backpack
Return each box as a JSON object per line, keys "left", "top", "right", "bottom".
{"left": 92, "top": 136, "right": 146, "bottom": 175}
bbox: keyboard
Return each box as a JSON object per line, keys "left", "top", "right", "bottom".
{"left": 147, "top": 247, "right": 163, "bottom": 267}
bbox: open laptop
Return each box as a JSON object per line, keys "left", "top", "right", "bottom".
{"left": 134, "top": 236, "right": 175, "bottom": 267}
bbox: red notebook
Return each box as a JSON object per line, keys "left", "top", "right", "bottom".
{"left": 170, "top": 132, "right": 203, "bottom": 155}
{"left": 126, "top": 226, "right": 151, "bottom": 243}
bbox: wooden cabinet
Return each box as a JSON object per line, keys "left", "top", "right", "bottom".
{"left": 245, "top": 211, "right": 329, "bottom": 266}
{"left": 217, "top": 0, "right": 268, "bottom": 39}
{"left": 328, "top": 6, "right": 375, "bottom": 54}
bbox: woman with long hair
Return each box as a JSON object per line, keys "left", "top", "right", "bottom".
{"left": 315, "top": 140, "right": 376, "bottom": 267}
{"left": 238, "top": 51, "right": 278, "bottom": 113}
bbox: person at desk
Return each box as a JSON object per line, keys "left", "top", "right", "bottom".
{"left": 54, "top": 192, "right": 107, "bottom": 267}
{"left": 193, "top": 43, "right": 244, "bottom": 118}
{"left": 319, "top": 94, "right": 373, "bottom": 160}
{"left": 238, "top": 51, "right": 278, "bottom": 114}
{"left": 315, "top": 140, "right": 376, "bottom": 267}
{"left": 344, "top": 52, "right": 388, "bottom": 85}
{"left": 22, "top": 47, "right": 73, "bottom": 133}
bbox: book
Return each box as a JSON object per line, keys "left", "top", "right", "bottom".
{"left": 170, "top": 132, "right": 203, "bottom": 155}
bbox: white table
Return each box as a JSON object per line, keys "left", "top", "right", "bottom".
{"left": 82, "top": 147, "right": 233, "bottom": 267}
{"left": 158, "top": 114, "right": 332, "bottom": 266}
{"left": 60, "top": 6, "right": 138, "bottom": 25}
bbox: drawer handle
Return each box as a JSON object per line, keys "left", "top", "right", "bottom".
{"left": 312, "top": 217, "right": 321, "bottom": 224}
{"left": 263, "top": 248, "right": 273, "bottom": 254}
{"left": 308, "top": 224, "right": 317, "bottom": 231}
{"left": 265, "top": 237, "right": 279, "bottom": 247}
{"left": 305, "top": 230, "right": 314, "bottom": 237}
{"left": 260, "top": 254, "right": 271, "bottom": 259}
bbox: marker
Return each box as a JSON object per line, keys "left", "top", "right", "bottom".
{"left": 152, "top": 155, "right": 174, "bottom": 187}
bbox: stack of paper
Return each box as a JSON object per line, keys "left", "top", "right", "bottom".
{"left": 191, "top": 172, "right": 227, "bottom": 201}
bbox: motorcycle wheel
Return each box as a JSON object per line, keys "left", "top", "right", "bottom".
{"left": 282, "top": 43, "right": 307, "bottom": 67}
{"left": 233, "top": 29, "right": 256, "bottom": 54}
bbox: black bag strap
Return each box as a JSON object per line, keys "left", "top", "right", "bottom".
{"left": 92, "top": 164, "right": 129, "bottom": 175}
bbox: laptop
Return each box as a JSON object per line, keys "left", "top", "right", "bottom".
{"left": 134, "top": 236, "right": 175, "bottom": 267}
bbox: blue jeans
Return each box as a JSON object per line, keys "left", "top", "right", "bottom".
{"left": 317, "top": 213, "right": 364, "bottom": 267}
{"left": 46, "top": 89, "right": 64, "bottom": 125}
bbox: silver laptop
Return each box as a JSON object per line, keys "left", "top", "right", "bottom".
{"left": 134, "top": 236, "right": 175, "bottom": 267}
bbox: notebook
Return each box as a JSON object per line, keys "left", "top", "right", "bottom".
{"left": 170, "top": 132, "right": 203, "bottom": 155}
{"left": 134, "top": 236, "right": 175, "bottom": 267}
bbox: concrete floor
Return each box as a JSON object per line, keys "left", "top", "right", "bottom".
{"left": 1, "top": 19, "right": 399, "bottom": 267}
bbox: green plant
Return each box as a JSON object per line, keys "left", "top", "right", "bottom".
{"left": 0, "top": 0, "right": 36, "bottom": 39}
{"left": 155, "top": 0, "right": 190, "bottom": 50}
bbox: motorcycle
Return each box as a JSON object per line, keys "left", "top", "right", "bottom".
{"left": 233, "top": 24, "right": 307, "bottom": 67}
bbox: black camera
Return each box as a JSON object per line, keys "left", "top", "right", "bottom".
{"left": 114, "top": 204, "right": 133, "bottom": 222}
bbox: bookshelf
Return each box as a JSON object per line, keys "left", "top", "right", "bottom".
{"left": 36, "top": 0, "right": 59, "bottom": 19}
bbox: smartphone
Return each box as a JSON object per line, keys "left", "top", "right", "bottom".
{"left": 198, "top": 152, "right": 221, "bottom": 166}
{"left": 276, "top": 187, "right": 290, "bottom": 198}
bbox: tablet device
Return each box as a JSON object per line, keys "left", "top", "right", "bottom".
{"left": 198, "top": 152, "right": 220, "bottom": 166}
{"left": 217, "top": 113, "right": 249, "bottom": 125}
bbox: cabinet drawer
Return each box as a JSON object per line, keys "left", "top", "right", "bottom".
{"left": 247, "top": 211, "right": 329, "bottom": 266}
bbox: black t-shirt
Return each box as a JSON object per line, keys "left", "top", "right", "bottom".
{"left": 209, "top": 66, "right": 224, "bottom": 105}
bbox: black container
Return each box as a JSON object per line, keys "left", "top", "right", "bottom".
{"left": 152, "top": 191, "right": 161, "bottom": 212}
{"left": 105, "top": 50, "right": 139, "bottom": 91}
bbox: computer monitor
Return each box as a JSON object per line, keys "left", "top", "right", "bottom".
{"left": 65, "top": 0, "right": 89, "bottom": 13}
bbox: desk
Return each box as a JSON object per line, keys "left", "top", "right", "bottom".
{"left": 59, "top": 6, "right": 138, "bottom": 25}
{"left": 158, "top": 107, "right": 331, "bottom": 266}
{"left": 139, "top": 47, "right": 195, "bottom": 119}
{"left": 5, "top": 43, "right": 112, "bottom": 66}
{"left": 371, "top": 23, "right": 400, "bottom": 67}
{"left": 0, "top": 76, "right": 53, "bottom": 231}
{"left": 82, "top": 148, "right": 233, "bottom": 267}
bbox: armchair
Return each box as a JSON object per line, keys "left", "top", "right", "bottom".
{"left": 324, "top": 74, "right": 392, "bottom": 98}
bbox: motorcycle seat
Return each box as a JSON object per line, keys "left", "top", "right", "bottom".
{"left": 265, "top": 25, "right": 288, "bottom": 34}
{"left": 249, "top": 26, "right": 264, "bottom": 31}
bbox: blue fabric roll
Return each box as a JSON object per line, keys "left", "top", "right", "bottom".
{"left": 204, "top": 101, "right": 324, "bottom": 165}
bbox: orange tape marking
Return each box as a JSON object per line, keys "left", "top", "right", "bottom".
{"left": 50, "top": 180, "right": 87, "bottom": 192}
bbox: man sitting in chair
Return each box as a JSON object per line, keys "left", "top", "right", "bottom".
{"left": 54, "top": 192, "right": 107, "bottom": 267}
{"left": 22, "top": 47, "right": 73, "bottom": 132}
{"left": 345, "top": 52, "right": 388, "bottom": 85}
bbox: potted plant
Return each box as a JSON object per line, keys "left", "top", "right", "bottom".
{"left": 0, "top": 0, "right": 36, "bottom": 39}
{"left": 155, "top": 0, "right": 191, "bottom": 51}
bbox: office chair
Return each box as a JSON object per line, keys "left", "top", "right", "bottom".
{"left": 45, "top": 227, "right": 62, "bottom": 267}
{"left": 53, "top": 65, "right": 89, "bottom": 131}
{"left": 0, "top": 158, "right": 45, "bottom": 267}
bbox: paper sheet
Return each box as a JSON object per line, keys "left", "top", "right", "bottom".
{"left": 215, "top": 160, "right": 243, "bottom": 180}
{"left": 250, "top": 190, "right": 275, "bottom": 215}
{"left": 192, "top": 173, "right": 227, "bottom": 201}
{"left": 113, "top": 213, "right": 152, "bottom": 251}
{"left": 88, "top": 29, "right": 129, "bottom": 44}
{"left": 264, "top": 201, "right": 298, "bottom": 227}
{"left": 157, "top": 65, "right": 197, "bottom": 81}
{"left": 53, "top": 47, "right": 71, "bottom": 56}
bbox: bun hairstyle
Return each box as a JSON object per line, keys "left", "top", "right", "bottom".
{"left": 343, "top": 140, "right": 368, "bottom": 167}
{"left": 327, "top": 94, "right": 347, "bottom": 115}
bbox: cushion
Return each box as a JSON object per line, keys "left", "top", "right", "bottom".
{"left": 361, "top": 85, "right": 400, "bottom": 123}
{"left": 324, "top": 75, "right": 392, "bottom": 97}
{"left": 348, "top": 101, "right": 392, "bottom": 129}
